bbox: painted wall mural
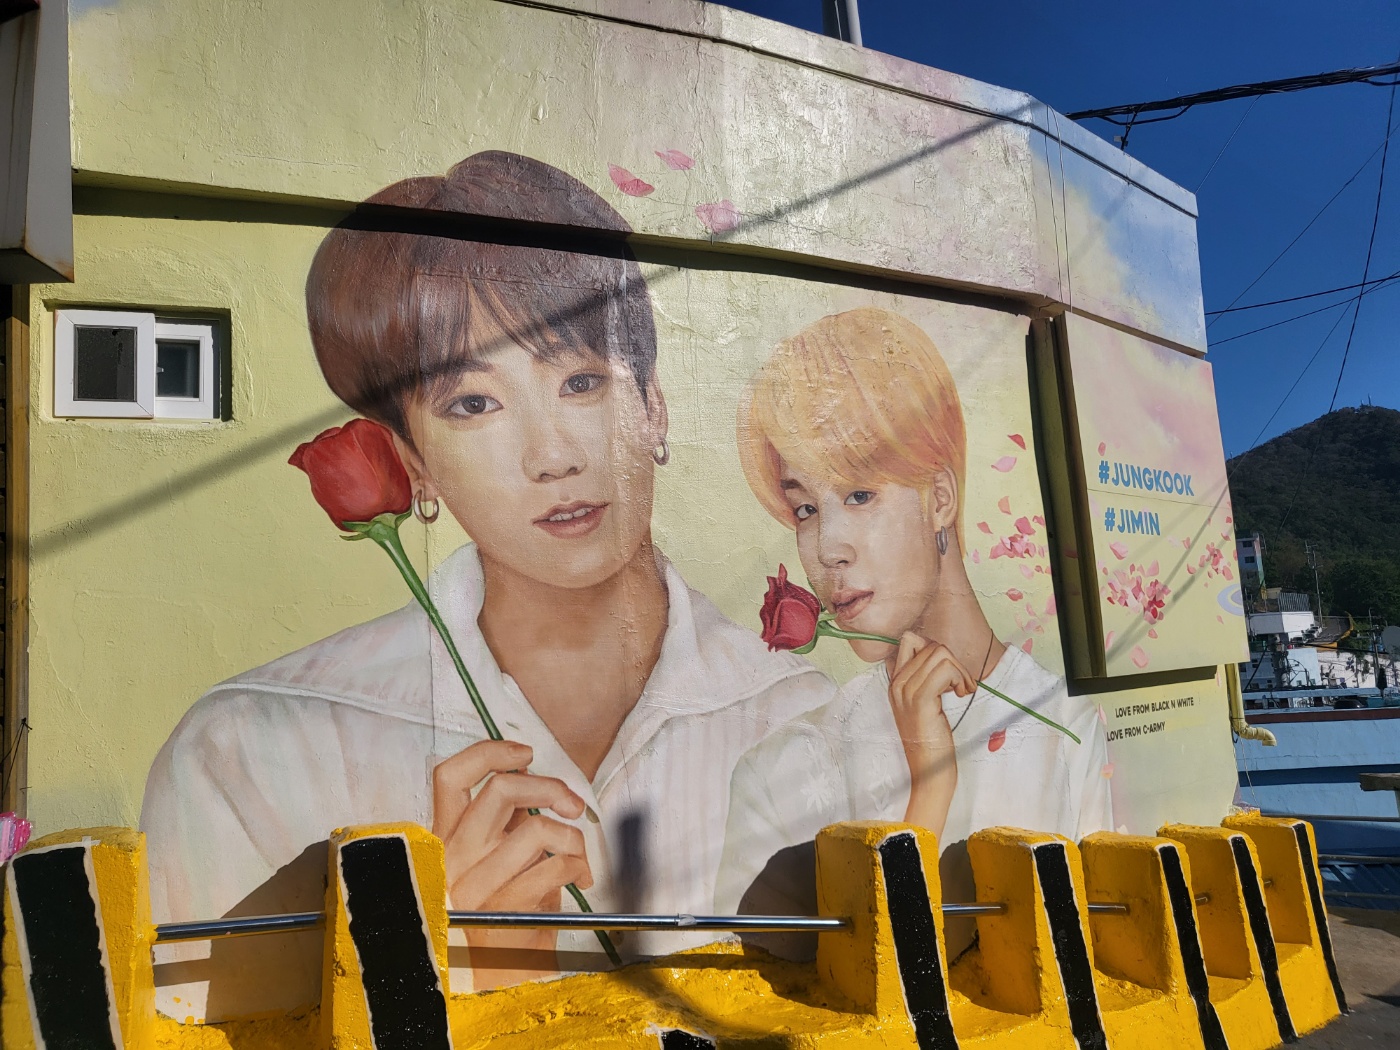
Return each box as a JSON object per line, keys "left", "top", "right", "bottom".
{"left": 131, "top": 151, "right": 1138, "bottom": 1018}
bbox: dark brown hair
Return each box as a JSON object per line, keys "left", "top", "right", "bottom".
{"left": 306, "top": 151, "right": 658, "bottom": 439}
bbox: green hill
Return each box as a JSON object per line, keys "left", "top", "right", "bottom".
{"left": 1227, "top": 405, "right": 1400, "bottom": 624}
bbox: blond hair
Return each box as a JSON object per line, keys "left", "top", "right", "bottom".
{"left": 738, "top": 307, "right": 967, "bottom": 554}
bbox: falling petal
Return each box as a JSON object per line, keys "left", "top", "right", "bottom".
{"left": 1182, "top": 537, "right": 1192, "bottom": 550}
{"left": 1015, "top": 516, "right": 1034, "bottom": 536}
{"left": 1044, "top": 595, "right": 1057, "bottom": 616}
{"left": 655, "top": 148, "right": 695, "bottom": 170}
{"left": 990, "top": 541, "right": 1008, "bottom": 559}
{"left": 971, "top": 549, "right": 981, "bottom": 564}
{"left": 1006, "top": 588, "right": 1025, "bottom": 602}
{"left": 1225, "top": 515, "right": 1233, "bottom": 524}
{"left": 1097, "top": 442, "right": 1107, "bottom": 456}
{"left": 1109, "top": 541, "right": 1129, "bottom": 560}
{"left": 1025, "top": 602, "right": 1036, "bottom": 617}
{"left": 977, "top": 521, "right": 993, "bottom": 534}
{"left": 992, "top": 456, "right": 1017, "bottom": 472}
{"left": 1216, "top": 614, "right": 1224, "bottom": 623}
{"left": 1101, "top": 763, "right": 1115, "bottom": 779}
{"left": 1020, "top": 564, "right": 1035, "bottom": 579}
{"left": 1020, "top": 638, "right": 1034, "bottom": 654}
{"left": 998, "top": 496, "right": 1011, "bottom": 514}
{"left": 695, "top": 199, "right": 741, "bottom": 233}
{"left": 1146, "top": 560, "right": 1160, "bottom": 577}
{"left": 989, "top": 729, "right": 1007, "bottom": 752}
{"left": 1148, "top": 628, "right": 1159, "bottom": 639}
{"left": 1105, "top": 630, "right": 1116, "bottom": 650}
{"left": 608, "top": 164, "right": 654, "bottom": 196}
{"left": 1131, "top": 646, "right": 1150, "bottom": 669}
{"left": 1033, "top": 515, "right": 1046, "bottom": 527}
{"left": 1037, "top": 544, "right": 1047, "bottom": 558}
{"left": 1008, "top": 433, "right": 1026, "bottom": 449}
{"left": 1186, "top": 565, "right": 1196, "bottom": 575}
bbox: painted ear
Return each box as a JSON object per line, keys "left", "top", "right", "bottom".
{"left": 390, "top": 431, "right": 438, "bottom": 499}
{"left": 644, "top": 371, "right": 669, "bottom": 443}
{"left": 929, "top": 467, "right": 959, "bottom": 525}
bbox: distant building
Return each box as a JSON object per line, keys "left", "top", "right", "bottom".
{"left": 1237, "top": 532, "right": 1265, "bottom": 591}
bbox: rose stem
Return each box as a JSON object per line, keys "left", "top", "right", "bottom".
{"left": 816, "top": 621, "right": 1081, "bottom": 744}
{"left": 359, "top": 515, "right": 623, "bottom": 965}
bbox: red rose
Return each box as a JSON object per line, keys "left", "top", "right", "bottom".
{"left": 289, "top": 419, "right": 413, "bottom": 529}
{"left": 759, "top": 564, "right": 822, "bottom": 652}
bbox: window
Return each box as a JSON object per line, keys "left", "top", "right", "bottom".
{"left": 55, "top": 309, "right": 220, "bottom": 420}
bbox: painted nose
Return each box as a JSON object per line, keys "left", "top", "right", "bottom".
{"left": 521, "top": 414, "right": 588, "bottom": 482}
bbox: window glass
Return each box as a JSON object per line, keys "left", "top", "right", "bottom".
{"left": 156, "top": 339, "right": 201, "bottom": 399}
{"left": 73, "top": 325, "right": 138, "bottom": 401}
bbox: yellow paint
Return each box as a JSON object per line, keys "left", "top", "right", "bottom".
{"left": 2, "top": 820, "right": 1348, "bottom": 1049}
{"left": 1222, "top": 813, "right": 1342, "bottom": 1035}
{"left": 1079, "top": 833, "right": 1204, "bottom": 1050}
{"left": 1159, "top": 823, "right": 1281, "bottom": 1050}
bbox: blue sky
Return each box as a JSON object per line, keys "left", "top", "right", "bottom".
{"left": 721, "top": 1, "right": 1400, "bottom": 456}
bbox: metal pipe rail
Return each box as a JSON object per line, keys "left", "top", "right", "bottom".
{"left": 154, "top": 902, "right": 1130, "bottom": 944}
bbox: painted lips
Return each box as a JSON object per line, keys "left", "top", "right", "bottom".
{"left": 830, "top": 589, "right": 873, "bottom": 626}
{"left": 534, "top": 502, "right": 608, "bottom": 539}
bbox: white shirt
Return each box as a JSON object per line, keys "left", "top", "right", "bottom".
{"left": 141, "top": 543, "right": 835, "bottom": 1020}
{"left": 717, "top": 645, "right": 1112, "bottom": 939}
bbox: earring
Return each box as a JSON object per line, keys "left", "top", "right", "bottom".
{"left": 412, "top": 490, "right": 440, "bottom": 524}
{"left": 936, "top": 526, "right": 949, "bottom": 556}
{"left": 652, "top": 439, "right": 670, "bottom": 466}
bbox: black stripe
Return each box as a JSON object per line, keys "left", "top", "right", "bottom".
{"left": 340, "top": 836, "right": 451, "bottom": 1050}
{"left": 1289, "top": 822, "right": 1347, "bottom": 1014}
{"left": 1158, "top": 844, "right": 1229, "bottom": 1050}
{"left": 11, "top": 846, "right": 119, "bottom": 1050}
{"left": 1229, "top": 834, "right": 1296, "bottom": 1043}
{"left": 878, "top": 832, "right": 960, "bottom": 1050}
{"left": 659, "top": 1030, "right": 715, "bottom": 1049}
{"left": 1033, "top": 843, "right": 1107, "bottom": 1050}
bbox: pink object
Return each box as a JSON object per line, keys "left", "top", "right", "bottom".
{"left": 1044, "top": 595, "right": 1057, "bottom": 616}
{"left": 1105, "top": 630, "right": 1116, "bottom": 650}
{"left": 608, "top": 164, "right": 655, "bottom": 197}
{"left": 1006, "top": 588, "right": 1025, "bottom": 602}
{"left": 1097, "top": 441, "right": 1107, "bottom": 456}
{"left": 989, "top": 729, "right": 1007, "bottom": 752}
{"left": 1148, "top": 628, "right": 1158, "bottom": 639}
{"left": 1130, "top": 646, "right": 1150, "bottom": 669}
{"left": 1020, "top": 564, "right": 1035, "bottom": 579}
{"left": 1008, "top": 433, "right": 1026, "bottom": 449}
{"left": 0, "top": 812, "right": 32, "bottom": 864}
{"left": 992, "top": 456, "right": 1017, "bottom": 472}
{"left": 695, "top": 200, "right": 741, "bottom": 233}
{"left": 977, "top": 521, "right": 992, "bottom": 534}
{"left": 1097, "top": 705, "right": 1108, "bottom": 725}
{"left": 1109, "top": 541, "right": 1129, "bottom": 560}
{"left": 1101, "top": 763, "right": 1116, "bottom": 780}
{"left": 998, "top": 496, "right": 1011, "bottom": 515}
{"left": 655, "top": 148, "right": 695, "bottom": 170}
{"left": 1015, "top": 516, "right": 1034, "bottom": 536}
{"left": 1146, "top": 560, "right": 1159, "bottom": 576}
{"left": 1020, "top": 638, "right": 1034, "bottom": 654}
{"left": 1033, "top": 515, "right": 1046, "bottom": 527}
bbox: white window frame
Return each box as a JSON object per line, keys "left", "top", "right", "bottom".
{"left": 153, "top": 319, "right": 217, "bottom": 419}
{"left": 54, "top": 308, "right": 219, "bottom": 420}
{"left": 54, "top": 309, "right": 156, "bottom": 418}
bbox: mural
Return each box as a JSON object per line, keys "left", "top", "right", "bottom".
{"left": 124, "top": 151, "right": 1219, "bottom": 1020}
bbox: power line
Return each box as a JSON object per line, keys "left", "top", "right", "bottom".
{"left": 1209, "top": 275, "right": 1400, "bottom": 347}
{"left": 1206, "top": 269, "right": 1400, "bottom": 315}
{"left": 1208, "top": 118, "right": 1400, "bottom": 327}
{"left": 1067, "top": 60, "right": 1400, "bottom": 123}
{"left": 1195, "top": 96, "right": 1260, "bottom": 192}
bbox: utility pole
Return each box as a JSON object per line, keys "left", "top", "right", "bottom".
{"left": 1305, "top": 541, "right": 1323, "bottom": 619}
{"left": 822, "top": 0, "right": 862, "bottom": 45}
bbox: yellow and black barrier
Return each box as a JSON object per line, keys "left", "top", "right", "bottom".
{"left": 2, "top": 817, "right": 1345, "bottom": 1049}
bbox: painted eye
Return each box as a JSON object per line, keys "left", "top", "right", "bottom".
{"left": 563, "top": 372, "right": 606, "bottom": 395}
{"left": 845, "top": 490, "right": 875, "bottom": 506}
{"left": 449, "top": 393, "right": 501, "bottom": 416}
{"left": 794, "top": 504, "right": 817, "bottom": 521}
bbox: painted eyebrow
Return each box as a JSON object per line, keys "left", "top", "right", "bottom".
{"left": 779, "top": 479, "right": 805, "bottom": 492}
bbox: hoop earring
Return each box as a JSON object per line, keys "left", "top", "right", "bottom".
{"left": 412, "top": 490, "right": 440, "bottom": 525}
{"left": 936, "top": 526, "right": 949, "bottom": 556}
{"left": 652, "top": 439, "right": 670, "bottom": 466}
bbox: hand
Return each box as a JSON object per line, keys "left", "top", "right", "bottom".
{"left": 432, "top": 739, "right": 593, "bottom": 990}
{"left": 889, "top": 632, "right": 974, "bottom": 840}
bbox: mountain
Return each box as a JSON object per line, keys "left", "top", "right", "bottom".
{"left": 1227, "top": 405, "right": 1400, "bottom": 624}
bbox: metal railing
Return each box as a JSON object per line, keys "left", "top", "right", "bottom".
{"left": 153, "top": 902, "right": 1132, "bottom": 944}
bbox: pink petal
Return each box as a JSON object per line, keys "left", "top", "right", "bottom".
{"left": 970, "top": 549, "right": 981, "bottom": 564}
{"left": 1147, "top": 628, "right": 1158, "bottom": 639}
{"left": 655, "top": 148, "right": 695, "bottom": 171}
{"left": 998, "top": 496, "right": 1011, "bottom": 514}
{"left": 1006, "top": 588, "right": 1024, "bottom": 602}
{"left": 1025, "top": 602, "right": 1036, "bottom": 617}
{"left": 977, "top": 521, "right": 993, "bottom": 534}
{"left": 1186, "top": 565, "right": 1196, "bottom": 575}
{"left": 1037, "top": 545, "right": 1047, "bottom": 558}
{"left": 1130, "top": 646, "right": 1150, "bottom": 669}
{"left": 1100, "top": 763, "right": 1115, "bottom": 779}
{"left": 1020, "top": 638, "right": 1034, "bottom": 654}
{"left": 1015, "top": 516, "right": 1034, "bottom": 536}
{"left": 1182, "top": 537, "right": 1191, "bottom": 549}
{"left": 1109, "top": 541, "right": 1128, "bottom": 560}
{"left": 1105, "top": 630, "right": 1116, "bottom": 650}
{"left": 1146, "top": 560, "right": 1159, "bottom": 577}
{"left": 1225, "top": 515, "right": 1233, "bottom": 524}
{"left": 992, "top": 456, "right": 1017, "bottom": 472}
{"left": 990, "top": 541, "right": 1008, "bottom": 559}
{"left": 1217, "top": 614, "right": 1224, "bottom": 623}
{"left": 1033, "top": 515, "right": 1046, "bottom": 527}
{"left": 989, "top": 729, "right": 1007, "bottom": 752}
{"left": 608, "top": 164, "right": 654, "bottom": 196}
{"left": 1097, "top": 442, "right": 1107, "bottom": 456}
{"left": 1008, "top": 433, "right": 1026, "bottom": 449}
{"left": 695, "top": 199, "right": 741, "bottom": 233}
{"left": 1020, "top": 564, "right": 1035, "bottom": 579}
{"left": 1044, "top": 595, "right": 1057, "bottom": 616}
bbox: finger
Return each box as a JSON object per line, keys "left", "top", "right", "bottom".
{"left": 454, "top": 772, "right": 585, "bottom": 847}
{"left": 454, "top": 815, "right": 590, "bottom": 908}
{"left": 895, "top": 631, "right": 929, "bottom": 673}
{"left": 890, "top": 640, "right": 952, "bottom": 690}
{"left": 432, "top": 739, "right": 533, "bottom": 837}
{"left": 490, "top": 854, "right": 595, "bottom": 912}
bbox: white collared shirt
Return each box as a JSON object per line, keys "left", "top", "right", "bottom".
{"left": 141, "top": 543, "right": 835, "bottom": 1019}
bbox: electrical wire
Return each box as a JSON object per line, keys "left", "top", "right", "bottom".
{"left": 1196, "top": 96, "right": 1260, "bottom": 192}
{"left": 1209, "top": 276, "right": 1400, "bottom": 347}
{"left": 1206, "top": 269, "right": 1400, "bottom": 314}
